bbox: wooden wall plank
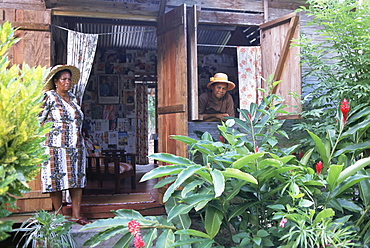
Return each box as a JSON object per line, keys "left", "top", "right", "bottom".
{"left": 3, "top": 8, "right": 52, "bottom": 67}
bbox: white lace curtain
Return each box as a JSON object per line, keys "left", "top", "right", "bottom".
{"left": 67, "top": 30, "right": 99, "bottom": 104}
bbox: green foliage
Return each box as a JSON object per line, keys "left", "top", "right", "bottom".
{"left": 293, "top": 0, "right": 370, "bottom": 145}
{"left": 82, "top": 92, "right": 369, "bottom": 247}
{"left": 0, "top": 22, "right": 50, "bottom": 241}
{"left": 13, "top": 209, "right": 75, "bottom": 248}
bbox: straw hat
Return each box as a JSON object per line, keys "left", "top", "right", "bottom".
{"left": 207, "top": 72, "right": 235, "bottom": 91}
{"left": 43, "top": 65, "right": 80, "bottom": 91}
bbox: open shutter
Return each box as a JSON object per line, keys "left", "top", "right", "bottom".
{"left": 260, "top": 12, "right": 301, "bottom": 119}
{"left": 157, "top": 4, "right": 188, "bottom": 158}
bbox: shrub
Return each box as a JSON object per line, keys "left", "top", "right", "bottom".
{"left": 0, "top": 22, "right": 50, "bottom": 241}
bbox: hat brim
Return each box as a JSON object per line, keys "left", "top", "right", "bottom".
{"left": 207, "top": 80, "right": 235, "bottom": 91}
{"left": 43, "top": 65, "right": 81, "bottom": 91}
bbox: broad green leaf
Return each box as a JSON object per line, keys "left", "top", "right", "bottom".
{"left": 173, "top": 165, "right": 203, "bottom": 189}
{"left": 337, "top": 157, "right": 370, "bottom": 184}
{"left": 232, "top": 153, "right": 264, "bottom": 169}
{"left": 113, "top": 209, "right": 144, "bottom": 219}
{"left": 156, "top": 229, "right": 175, "bottom": 248}
{"left": 225, "top": 180, "right": 246, "bottom": 202}
{"left": 257, "top": 229, "right": 269, "bottom": 238}
{"left": 140, "top": 165, "right": 187, "bottom": 182}
{"left": 175, "top": 229, "right": 212, "bottom": 239}
{"left": 148, "top": 153, "right": 195, "bottom": 165}
{"left": 163, "top": 183, "right": 177, "bottom": 203}
{"left": 204, "top": 206, "right": 223, "bottom": 238}
{"left": 222, "top": 168, "right": 258, "bottom": 185}
{"left": 84, "top": 226, "right": 126, "bottom": 247}
{"left": 333, "top": 141, "right": 370, "bottom": 157}
{"left": 181, "top": 179, "right": 204, "bottom": 198}
{"left": 211, "top": 169, "right": 225, "bottom": 197}
{"left": 154, "top": 176, "right": 176, "bottom": 188}
{"left": 327, "top": 165, "right": 343, "bottom": 192}
{"left": 337, "top": 198, "right": 362, "bottom": 212}
{"left": 143, "top": 228, "right": 157, "bottom": 248}
{"left": 182, "top": 193, "right": 214, "bottom": 206}
{"left": 314, "top": 208, "right": 335, "bottom": 224}
{"left": 359, "top": 169, "right": 370, "bottom": 207}
{"left": 197, "top": 239, "right": 214, "bottom": 248}
{"left": 170, "top": 135, "right": 199, "bottom": 145}
{"left": 300, "top": 148, "right": 314, "bottom": 166}
{"left": 340, "top": 118, "right": 370, "bottom": 140}
{"left": 167, "top": 204, "right": 194, "bottom": 221}
{"left": 171, "top": 238, "right": 206, "bottom": 247}
{"left": 332, "top": 174, "right": 369, "bottom": 197}
{"left": 299, "top": 199, "right": 314, "bottom": 208}
{"left": 307, "top": 130, "right": 329, "bottom": 167}
{"left": 112, "top": 233, "right": 132, "bottom": 248}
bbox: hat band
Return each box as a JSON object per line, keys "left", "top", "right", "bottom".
{"left": 210, "top": 77, "right": 228, "bottom": 81}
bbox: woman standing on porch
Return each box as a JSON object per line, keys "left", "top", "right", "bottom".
{"left": 39, "top": 65, "right": 92, "bottom": 225}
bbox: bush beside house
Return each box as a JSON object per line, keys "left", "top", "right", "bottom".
{"left": 0, "top": 22, "right": 50, "bottom": 241}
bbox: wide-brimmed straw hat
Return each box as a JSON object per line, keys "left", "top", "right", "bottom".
{"left": 207, "top": 72, "right": 235, "bottom": 91}
{"left": 43, "top": 65, "right": 80, "bottom": 91}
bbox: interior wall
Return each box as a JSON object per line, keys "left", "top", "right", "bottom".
{"left": 82, "top": 47, "right": 157, "bottom": 154}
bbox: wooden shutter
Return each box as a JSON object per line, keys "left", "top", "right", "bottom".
{"left": 260, "top": 12, "right": 301, "bottom": 119}
{"left": 157, "top": 4, "right": 188, "bottom": 158}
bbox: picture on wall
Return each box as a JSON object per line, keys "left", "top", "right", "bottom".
{"left": 98, "top": 74, "right": 120, "bottom": 104}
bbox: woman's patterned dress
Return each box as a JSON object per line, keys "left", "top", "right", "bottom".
{"left": 39, "top": 90, "right": 86, "bottom": 193}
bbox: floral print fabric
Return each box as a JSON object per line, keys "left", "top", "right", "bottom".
{"left": 237, "top": 46, "right": 262, "bottom": 114}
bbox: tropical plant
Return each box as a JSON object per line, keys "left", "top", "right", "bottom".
{"left": 0, "top": 22, "right": 50, "bottom": 241}
{"left": 13, "top": 209, "right": 75, "bottom": 248}
{"left": 293, "top": 0, "right": 370, "bottom": 146}
{"left": 80, "top": 93, "right": 370, "bottom": 247}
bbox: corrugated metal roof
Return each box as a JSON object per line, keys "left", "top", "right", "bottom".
{"left": 70, "top": 18, "right": 259, "bottom": 53}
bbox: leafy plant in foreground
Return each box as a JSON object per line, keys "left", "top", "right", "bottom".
{"left": 13, "top": 209, "right": 75, "bottom": 248}
{"left": 0, "top": 22, "right": 50, "bottom": 241}
{"left": 81, "top": 96, "right": 369, "bottom": 247}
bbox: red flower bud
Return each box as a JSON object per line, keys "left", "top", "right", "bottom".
{"left": 340, "top": 99, "right": 350, "bottom": 124}
{"left": 128, "top": 220, "right": 141, "bottom": 235}
{"left": 315, "top": 161, "right": 323, "bottom": 175}
{"left": 248, "top": 113, "right": 253, "bottom": 121}
{"left": 255, "top": 146, "right": 259, "bottom": 153}
{"left": 134, "top": 234, "right": 145, "bottom": 248}
{"left": 219, "top": 136, "right": 225, "bottom": 143}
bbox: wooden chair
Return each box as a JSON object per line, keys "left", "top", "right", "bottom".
{"left": 87, "top": 150, "right": 136, "bottom": 194}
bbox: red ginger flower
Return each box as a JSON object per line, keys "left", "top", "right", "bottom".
{"left": 133, "top": 234, "right": 145, "bottom": 248}
{"left": 316, "top": 161, "right": 323, "bottom": 175}
{"left": 128, "top": 220, "right": 141, "bottom": 235}
{"left": 128, "top": 220, "right": 145, "bottom": 248}
{"left": 340, "top": 99, "right": 350, "bottom": 124}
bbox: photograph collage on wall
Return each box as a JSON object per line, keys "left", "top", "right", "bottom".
{"left": 82, "top": 48, "right": 157, "bottom": 153}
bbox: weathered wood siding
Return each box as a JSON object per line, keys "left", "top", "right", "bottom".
{"left": 1, "top": 5, "right": 52, "bottom": 212}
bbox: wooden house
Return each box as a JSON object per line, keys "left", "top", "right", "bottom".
{"left": 1, "top": 0, "right": 308, "bottom": 218}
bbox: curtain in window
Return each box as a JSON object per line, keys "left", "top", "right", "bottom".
{"left": 136, "top": 83, "right": 149, "bottom": 165}
{"left": 237, "top": 46, "right": 262, "bottom": 114}
{"left": 67, "top": 30, "right": 98, "bottom": 104}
